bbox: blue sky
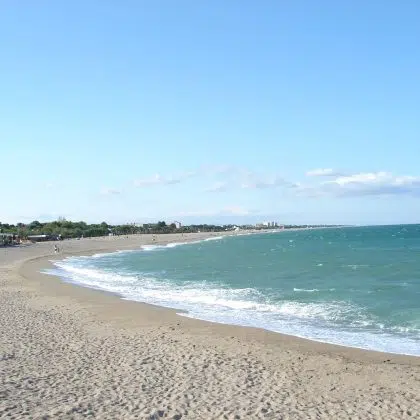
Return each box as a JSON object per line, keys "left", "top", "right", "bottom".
{"left": 1, "top": 1, "right": 419, "bottom": 225}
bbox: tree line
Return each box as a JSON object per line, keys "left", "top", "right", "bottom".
{"left": 0, "top": 219, "right": 338, "bottom": 243}
{"left": 0, "top": 219, "right": 239, "bottom": 240}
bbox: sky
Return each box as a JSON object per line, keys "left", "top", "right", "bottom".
{"left": 1, "top": 1, "right": 420, "bottom": 226}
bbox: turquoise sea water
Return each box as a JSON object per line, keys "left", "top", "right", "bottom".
{"left": 46, "top": 226, "right": 420, "bottom": 356}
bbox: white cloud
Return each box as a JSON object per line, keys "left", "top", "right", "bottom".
{"left": 134, "top": 174, "right": 179, "bottom": 187}
{"left": 223, "top": 206, "right": 252, "bottom": 216}
{"left": 114, "top": 165, "right": 420, "bottom": 199}
{"left": 306, "top": 168, "right": 342, "bottom": 177}
{"left": 328, "top": 171, "right": 390, "bottom": 186}
{"left": 133, "top": 166, "right": 292, "bottom": 192}
{"left": 178, "top": 206, "right": 257, "bottom": 217}
{"left": 205, "top": 181, "right": 228, "bottom": 192}
{"left": 306, "top": 171, "right": 420, "bottom": 198}
{"left": 134, "top": 171, "right": 196, "bottom": 188}
{"left": 100, "top": 188, "right": 121, "bottom": 195}
{"left": 181, "top": 170, "right": 197, "bottom": 179}
{"left": 241, "top": 175, "right": 287, "bottom": 189}
{"left": 132, "top": 166, "right": 289, "bottom": 193}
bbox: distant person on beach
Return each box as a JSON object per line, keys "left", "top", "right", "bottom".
{"left": 54, "top": 245, "right": 59, "bottom": 254}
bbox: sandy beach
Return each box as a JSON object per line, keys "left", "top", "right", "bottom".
{"left": 1, "top": 233, "right": 419, "bottom": 419}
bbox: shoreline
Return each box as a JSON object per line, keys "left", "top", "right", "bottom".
{"left": 38, "top": 233, "right": 420, "bottom": 360}
{"left": 15, "top": 233, "right": 420, "bottom": 362}
{"left": 41, "top": 248, "right": 420, "bottom": 360}
{"left": 2, "top": 232, "right": 419, "bottom": 418}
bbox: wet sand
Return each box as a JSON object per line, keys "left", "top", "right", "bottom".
{"left": 1, "top": 233, "right": 419, "bottom": 419}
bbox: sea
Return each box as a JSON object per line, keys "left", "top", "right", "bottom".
{"left": 44, "top": 225, "right": 420, "bottom": 356}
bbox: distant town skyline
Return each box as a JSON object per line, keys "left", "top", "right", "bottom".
{"left": 1, "top": 2, "right": 420, "bottom": 226}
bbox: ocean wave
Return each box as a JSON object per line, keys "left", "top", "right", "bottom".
{"left": 204, "top": 236, "right": 224, "bottom": 241}
{"left": 48, "top": 265, "right": 358, "bottom": 324}
{"left": 49, "top": 261, "right": 353, "bottom": 321}
{"left": 293, "top": 288, "right": 336, "bottom": 293}
{"left": 141, "top": 236, "right": 224, "bottom": 252}
{"left": 43, "top": 254, "right": 420, "bottom": 357}
{"left": 344, "top": 264, "right": 370, "bottom": 270}
{"left": 293, "top": 288, "right": 319, "bottom": 293}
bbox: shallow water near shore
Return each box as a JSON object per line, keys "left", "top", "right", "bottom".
{"left": 45, "top": 226, "right": 420, "bottom": 356}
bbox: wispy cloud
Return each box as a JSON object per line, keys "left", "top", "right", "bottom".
{"left": 134, "top": 174, "right": 180, "bottom": 187}
{"left": 205, "top": 181, "right": 228, "bottom": 192}
{"left": 306, "top": 168, "right": 343, "bottom": 177}
{"left": 223, "top": 205, "right": 254, "bottom": 216}
{"left": 132, "top": 165, "right": 418, "bottom": 198}
{"left": 132, "top": 166, "right": 297, "bottom": 194}
{"left": 133, "top": 166, "right": 291, "bottom": 191}
{"left": 134, "top": 171, "right": 196, "bottom": 188}
{"left": 241, "top": 175, "right": 287, "bottom": 189}
{"left": 300, "top": 171, "right": 420, "bottom": 198}
{"left": 178, "top": 206, "right": 259, "bottom": 217}
{"left": 327, "top": 171, "right": 389, "bottom": 186}
{"left": 100, "top": 187, "right": 121, "bottom": 195}
{"left": 326, "top": 172, "right": 420, "bottom": 197}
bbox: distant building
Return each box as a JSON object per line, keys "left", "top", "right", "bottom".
{"left": 173, "top": 221, "right": 182, "bottom": 229}
{"left": 255, "top": 221, "right": 279, "bottom": 228}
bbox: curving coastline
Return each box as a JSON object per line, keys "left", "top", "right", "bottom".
{"left": 1, "top": 233, "right": 419, "bottom": 419}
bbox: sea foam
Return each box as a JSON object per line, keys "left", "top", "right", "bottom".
{"left": 43, "top": 227, "right": 420, "bottom": 356}
{"left": 45, "top": 256, "right": 420, "bottom": 356}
